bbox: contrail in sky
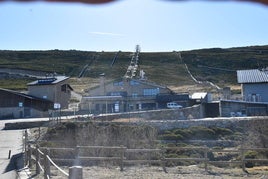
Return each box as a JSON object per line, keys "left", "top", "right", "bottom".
{"left": 89, "top": 31, "right": 125, "bottom": 37}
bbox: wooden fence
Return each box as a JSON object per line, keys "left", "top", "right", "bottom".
{"left": 25, "top": 144, "right": 268, "bottom": 178}
{"left": 25, "top": 144, "right": 83, "bottom": 179}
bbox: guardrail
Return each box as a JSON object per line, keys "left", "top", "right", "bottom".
{"left": 25, "top": 144, "right": 268, "bottom": 178}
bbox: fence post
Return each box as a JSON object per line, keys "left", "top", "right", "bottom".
{"left": 161, "top": 146, "right": 167, "bottom": 173}
{"left": 74, "top": 146, "right": 80, "bottom": 166}
{"left": 44, "top": 148, "right": 51, "bottom": 179}
{"left": 120, "top": 145, "right": 125, "bottom": 172}
{"left": 36, "top": 145, "right": 40, "bottom": 175}
{"left": 24, "top": 130, "right": 28, "bottom": 166}
{"left": 204, "top": 147, "right": 208, "bottom": 172}
{"left": 28, "top": 144, "right": 32, "bottom": 168}
{"left": 8, "top": 150, "right": 11, "bottom": 159}
{"left": 241, "top": 148, "right": 246, "bottom": 172}
{"left": 76, "top": 146, "right": 80, "bottom": 158}
{"left": 69, "top": 166, "right": 83, "bottom": 179}
{"left": 148, "top": 149, "right": 151, "bottom": 167}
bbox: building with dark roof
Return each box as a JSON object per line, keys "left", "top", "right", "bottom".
{"left": 0, "top": 75, "right": 72, "bottom": 119}
{"left": 237, "top": 69, "right": 268, "bottom": 102}
{"left": 0, "top": 88, "right": 53, "bottom": 119}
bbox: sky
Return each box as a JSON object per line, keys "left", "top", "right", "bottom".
{"left": 0, "top": 0, "right": 268, "bottom": 52}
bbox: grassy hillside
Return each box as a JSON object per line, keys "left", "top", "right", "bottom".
{"left": 182, "top": 46, "right": 268, "bottom": 85}
{"left": 1, "top": 45, "right": 268, "bottom": 90}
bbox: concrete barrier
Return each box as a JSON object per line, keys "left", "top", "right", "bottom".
{"left": 4, "top": 121, "right": 49, "bottom": 130}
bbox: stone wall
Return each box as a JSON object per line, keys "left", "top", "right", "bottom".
{"left": 42, "top": 122, "right": 158, "bottom": 149}
{"left": 141, "top": 116, "right": 268, "bottom": 131}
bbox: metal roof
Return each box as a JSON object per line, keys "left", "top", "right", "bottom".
{"left": 237, "top": 69, "right": 268, "bottom": 84}
{"left": 0, "top": 88, "right": 34, "bottom": 99}
{"left": 0, "top": 88, "right": 53, "bottom": 102}
{"left": 191, "top": 92, "right": 207, "bottom": 99}
{"left": 27, "top": 76, "right": 69, "bottom": 86}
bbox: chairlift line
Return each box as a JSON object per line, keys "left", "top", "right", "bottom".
{"left": 110, "top": 51, "right": 120, "bottom": 67}
{"left": 124, "top": 45, "right": 141, "bottom": 79}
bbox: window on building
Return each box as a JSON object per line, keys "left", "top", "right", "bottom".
{"left": 61, "top": 84, "right": 67, "bottom": 92}
{"left": 114, "top": 102, "right": 119, "bottom": 112}
{"left": 109, "top": 91, "right": 127, "bottom": 97}
{"left": 136, "top": 103, "right": 142, "bottom": 110}
{"left": 128, "top": 104, "right": 134, "bottom": 111}
{"left": 132, "top": 93, "right": 138, "bottom": 98}
{"left": 130, "top": 80, "right": 140, "bottom": 86}
{"left": 248, "top": 93, "right": 261, "bottom": 102}
{"left": 256, "top": 94, "right": 261, "bottom": 102}
{"left": 113, "top": 81, "right": 124, "bottom": 86}
{"left": 111, "top": 92, "right": 121, "bottom": 96}
{"left": 143, "top": 88, "right": 160, "bottom": 96}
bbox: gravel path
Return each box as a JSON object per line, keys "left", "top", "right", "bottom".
{"left": 37, "top": 165, "right": 268, "bottom": 179}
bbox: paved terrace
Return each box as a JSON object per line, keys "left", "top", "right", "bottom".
{"left": 0, "top": 118, "right": 49, "bottom": 179}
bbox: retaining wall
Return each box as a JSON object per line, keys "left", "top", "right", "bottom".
{"left": 95, "top": 104, "right": 204, "bottom": 121}
{"left": 141, "top": 116, "right": 268, "bottom": 131}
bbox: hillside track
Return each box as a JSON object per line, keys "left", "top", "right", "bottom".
{"left": 0, "top": 68, "right": 49, "bottom": 78}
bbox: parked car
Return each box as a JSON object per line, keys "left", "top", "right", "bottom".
{"left": 167, "top": 102, "right": 183, "bottom": 109}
